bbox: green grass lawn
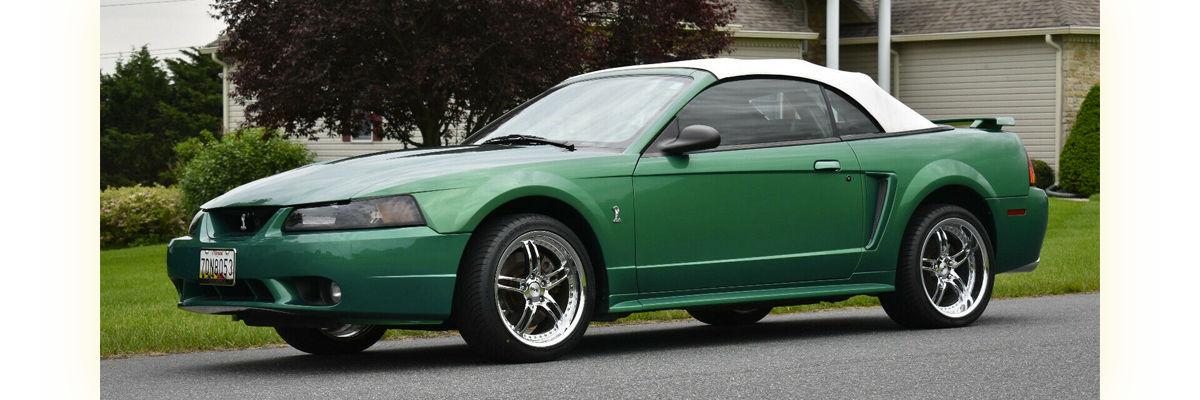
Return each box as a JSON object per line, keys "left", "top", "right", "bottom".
{"left": 101, "top": 245, "right": 436, "bottom": 357}
{"left": 992, "top": 196, "right": 1100, "bottom": 297}
{"left": 101, "top": 196, "right": 1098, "bottom": 357}
{"left": 102, "top": 245, "right": 285, "bottom": 357}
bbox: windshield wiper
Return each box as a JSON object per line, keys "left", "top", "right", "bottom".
{"left": 482, "top": 135, "right": 575, "bottom": 151}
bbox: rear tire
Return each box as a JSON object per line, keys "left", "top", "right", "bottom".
{"left": 275, "top": 324, "right": 385, "bottom": 355}
{"left": 880, "top": 204, "right": 994, "bottom": 329}
{"left": 688, "top": 307, "right": 772, "bottom": 326}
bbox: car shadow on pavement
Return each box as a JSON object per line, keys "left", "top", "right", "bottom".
{"left": 575, "top": 313, "right": 904, "bottom": 358}
{"left": 185, "top": 342, "right": 482, "bottom": 376}
{"left": 188, "top": 311, "right": 1028, "bottom": 374}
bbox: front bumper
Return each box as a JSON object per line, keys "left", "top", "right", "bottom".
{"left": 166, "top": 207, "right": 471, "bottom": 326}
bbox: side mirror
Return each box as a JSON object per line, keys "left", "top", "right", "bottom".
{"left": 662, "top": 125, "right": 721, "bottom": 155}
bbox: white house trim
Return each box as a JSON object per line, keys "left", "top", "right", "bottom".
{"left": 839, "top": 26, "right": 1100, "bottom": 44}
{"left": 199, "top": 46, "right": 231, "bottom": 133}
{"left": 1045, "top": 34, "right": 1063, "bottom": 174}
{"left": 735, "top": 30, "right": 819, "bottom": 40}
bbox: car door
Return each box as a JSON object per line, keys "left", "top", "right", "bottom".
{"left": 632, "top": 78, "right": 866, "bottom": 293}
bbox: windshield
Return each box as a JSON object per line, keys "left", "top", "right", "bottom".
{"left": 466, "top": 75, "right": 693, "bottom": 149}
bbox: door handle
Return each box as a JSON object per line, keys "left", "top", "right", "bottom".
{"left": 814, "top": 160, "right": 841, "bottom": 171}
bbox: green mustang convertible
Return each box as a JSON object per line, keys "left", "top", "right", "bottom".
{"left": 167, "top": 58, "right": 1047, "bottom": 362}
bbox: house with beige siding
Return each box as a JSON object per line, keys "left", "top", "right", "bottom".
{"left": 834, "top": 0, "right": 1099, "bottom": 172}
{"left": 203, "top": 0, "right": 1099, "bottom": 169}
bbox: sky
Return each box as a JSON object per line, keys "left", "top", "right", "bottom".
{"left": 100, "top": 0, "right": 225, "bottom": 73}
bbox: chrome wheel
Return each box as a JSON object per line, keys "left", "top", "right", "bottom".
{"left": 456, "top": 214, "right": 594, "bottom": 362}
{"left": 274, "top": 324, "right": 385, "bottom": 355}
{"left": 880, "top": 204, "right": 994, "bottom": 329}
{"left": 919, "top": 218, "right": 990, "bottom": 318}
{"left": 321, "top": 324, "right": 373, "bottom": 339}
{"left": 493, "top": 231, "right": 585, "bottom": 348}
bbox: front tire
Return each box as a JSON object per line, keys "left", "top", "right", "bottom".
{"left": 454, "top": 214, "right": 595, "bottom": 363}
{"left": 880, "top": 204, "right": 995, "bottom": 329}
{"left": 274, "top": 324, "right": 385, "bottom": 355}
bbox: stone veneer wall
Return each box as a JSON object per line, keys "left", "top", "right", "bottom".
{"left": 1062, "top": 35, "right": 1100, "bottom": 139}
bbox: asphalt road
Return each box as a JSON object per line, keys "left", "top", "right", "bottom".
{"left": 101, "top": 294, "right": 1098, "bottom": 399}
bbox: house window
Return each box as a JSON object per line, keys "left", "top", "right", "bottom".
{"left": 347, "top": 112, "right": 381, "bottom": 142}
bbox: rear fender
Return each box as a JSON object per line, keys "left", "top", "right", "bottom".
{"left": 897, "top": 159, "right": 997, "bottom": 219}
{"left": 856, "top": 160, "right": 996, "bottom": 275}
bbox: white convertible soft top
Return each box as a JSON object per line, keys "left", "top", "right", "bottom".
{"left": 582, "top": 58, "right": 936, "bottom": 133}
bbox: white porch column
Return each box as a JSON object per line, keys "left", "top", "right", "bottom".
{"left": 827, "top": 0, "right": 839, "bottom": 69}
{"left": 877, "top": 0, "right": 892, "bottom": 93}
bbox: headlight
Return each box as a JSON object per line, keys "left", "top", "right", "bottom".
{"left": 282, "top": 194, "right": 426, "bottom": 232}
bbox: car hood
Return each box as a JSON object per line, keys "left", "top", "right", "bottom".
{"left": 201, "top": 145, "right": 620, "bottom": 209}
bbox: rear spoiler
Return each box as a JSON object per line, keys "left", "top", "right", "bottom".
{"left": 931, "top": 117, "right": 1015, "bottom": 132}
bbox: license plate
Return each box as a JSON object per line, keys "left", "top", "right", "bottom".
{"left": 199, "top": 249, "right": 236, "bottom": 286}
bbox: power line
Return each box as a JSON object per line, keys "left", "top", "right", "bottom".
{"left": 99, "top": 46, "right": 203, "bottom": 60}
{"left": 100, "top": 54, "right": 185, "bottom": 60}
{"left": 101, "top": 0, "right": 202, "bottom": 7}
{"left": 100, "top": 46, "right": 195, "bottom": 56}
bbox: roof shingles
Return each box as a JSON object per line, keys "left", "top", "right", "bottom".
{"left": 204, "top": 0, "right": 1099, "bottom": 47}
{"left": 731, "top": 0, "right": 813, "bottom": 33}
{"left": 840, "top": 0, "right": 1099, "bottom": 37}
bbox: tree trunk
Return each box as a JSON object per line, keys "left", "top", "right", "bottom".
{"left": 416, "top": 119, "right": 443, "bottom": 147}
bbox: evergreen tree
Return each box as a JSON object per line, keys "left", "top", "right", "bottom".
{"left": 100, "top": 46, "right": 224, "bottom": 188}
{"left": 1059, "top": 85, "right": 1100, "bottom": 196}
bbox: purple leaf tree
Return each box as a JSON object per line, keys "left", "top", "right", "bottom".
{"left": 213, "top": 0, "right": 735, "bottom": 147}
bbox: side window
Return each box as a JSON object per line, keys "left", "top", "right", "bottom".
{"left": 824, "top": 88, "right": 883, "bottom": 135}
{"left": 675, "top": 79, "right": 833, "bottom": 147}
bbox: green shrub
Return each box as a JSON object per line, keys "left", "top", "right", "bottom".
{"left": 1032, "top": 159, "right": 1054, "bottom": 189}
{"left": 1059, "top": 84, "right": 1099, "bottom": 196}
{"left": 176, "top": 128, "right": 315, "bottom": 215}
{"left": 101, "top": 185, "right": 188, "bottom": 249}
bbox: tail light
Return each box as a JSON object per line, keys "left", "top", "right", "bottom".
{"left": 1026, "top": 150, "right": 1036, "bottom": 186}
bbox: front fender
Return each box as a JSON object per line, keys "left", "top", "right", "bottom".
{"left": 438, "top": 171, "right": 607, "bottom": 234}
{"left": 409, "top": 169, "right": 636, "bottom": 253}
{"left": 410, "top": 169, "right": 640, "bottom": 306}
